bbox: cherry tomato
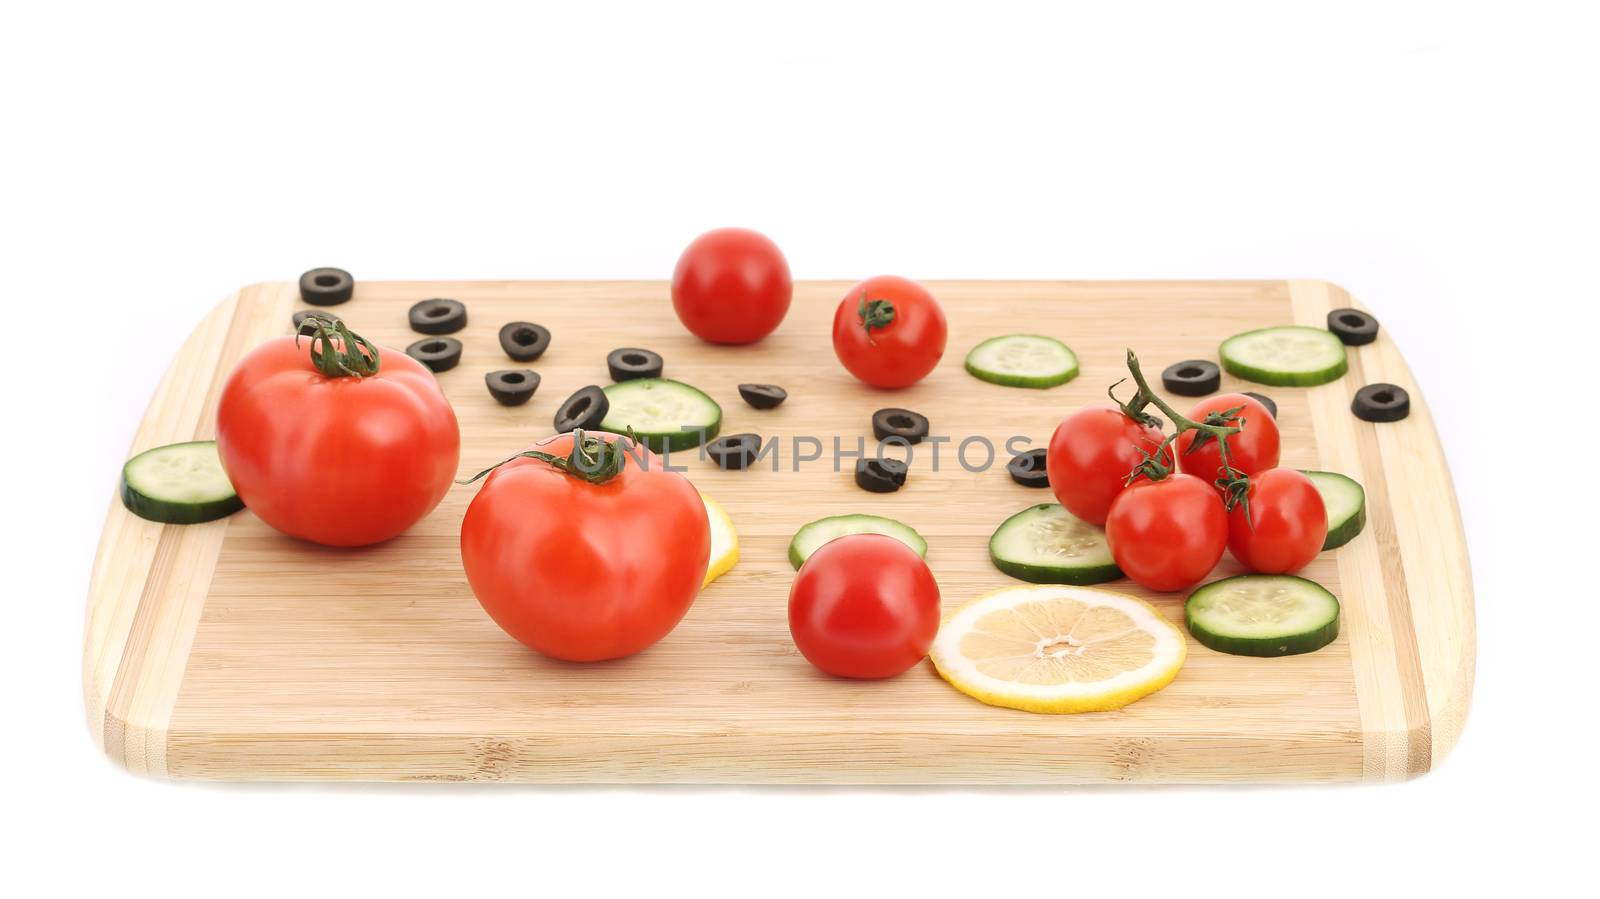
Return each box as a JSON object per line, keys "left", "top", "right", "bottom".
{"left": 1176, "top": 393, "right": 1281, "bottom": 482}
{"left": 1227, "top": 468, "right": 1328, "bottom": 574}
{"left": 831, "top": 275, "right": 948, "bottom": 388}
{"left": 216, "top": 328, "right": 459, "bottom": 547}
{"left": 1105, "top": 473, "right": 1228, "bottom": 592}
{"left": 787, "top": 534, "right": 941, "bottom": 679}
{"left": 671, "top": 227, "right": 792, "bottom": 344}
{"left": 1046, "top": 405, "right": 1171, "bottom": 526}
{"left": 460, "top": 432, "right": 709, "bottom": 662}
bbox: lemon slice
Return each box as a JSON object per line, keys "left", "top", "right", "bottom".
{"left": 930, "top": 585, "right": 1185, "bottom": 713}
{"left": 701, "top": 493, "right": 739, "bottom": 587}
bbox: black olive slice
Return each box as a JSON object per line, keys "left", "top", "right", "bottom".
{"left": 607, "top": 347, "right": 664, "bottom": 381}
{"left": 1007, "top": 448, "right": 1050, "bottom": 488}
{"left": 1351, "top": 383, "right": 1410, "bottom": 422}
{"left": 405, "top": 337, "right": 463, "bottom": 373}
{"left": 1161, "top": 360, "right": 1221, "bottom": 396}
{"left": 498, "top": 322, "right": 551, "bottom": 362}
{"left": 1328, "top": 308, "right": 1380, "bottom": 346}
{"left": 705, "top": 433, "right": 763, "bottom": 470}
{"left": 485, "top": 369, "right": 540, "bottom": 407}
{"left": 737, "top": 383, "right": 788, "bottom": 410}
{"left": 553, "top": 385, "right": 609, "bottom": 433}
{"left": 854, "top": 458, "right": 906, "bottom": 493}
{"left": 1241, "top": 391, "right": 1278, "bottom": 419}
{"left": 298, "top": 267, "right": 354, "bottom": 306}
{"left": 871, "top": 408, "right": 930, "bottom": 445}
{"left": 868, "top": 457, "right": 908, "bottom": 485}
{"left": 292, "top": 309, "right": 341, "bottom": 335}
{"left": 408, "top": 298, "right": 468, "bottom": 335}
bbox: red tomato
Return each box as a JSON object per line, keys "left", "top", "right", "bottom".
{"left": 1176, "top": 393, "right": 1280, "bottom": 481}
{"left": 787, "top": 534, "right": 941, "bottom": 679}
{"left": 216, "top": 331, "right": 459, "bottom": 547}
{"left": 1227, "top": 468, "right": 1328, "bottom": 574}
{"left": 460, "top": 432, "right": 709, "bottom": 662}
{"left": 831, "top": 275, "right": 948, "bottom": 388}
{"left": 671, "top": 227, "right": 792, "bottom": 344}
{"left": 1105, "top": 474, "right": 1228, "bottom": 592}
{"left": 1046, "top": 405, "right": 1171, "bottom": 526}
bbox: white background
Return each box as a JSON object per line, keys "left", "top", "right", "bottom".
{"left": 3, "top": 1, "right": 1595, "bottom": 895}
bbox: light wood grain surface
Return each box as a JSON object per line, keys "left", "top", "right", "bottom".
{"left": 83, "top": 280, "right": 1473, "bottom": 783}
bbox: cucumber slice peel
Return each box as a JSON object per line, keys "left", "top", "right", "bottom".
{"left": 1185, "top": 574, "right": 1340, "bottom": 656}
{"left": 120, "top": 440, "right": 243, "bottom": 525}
{"left": 599, "top": 378, "right": 722, "bottom": 454}
{"left": 1302, "top": 469, "right": 1367, "bottom": 550}
{"left": 964, "top": 335, "right": 1079, "bottom": 388}
{"left": 1219, "top": 326, "right": 1348, "bottom": 387}
{"left": 989, "top": 503, "right": 1121, "bottom": 585}
{"left": 788, "top": 514, "right": 927, "bottom": 569}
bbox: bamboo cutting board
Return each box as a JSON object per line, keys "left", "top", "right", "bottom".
{"left": 83, "top": 280, "right": 1473, "bottom": 783}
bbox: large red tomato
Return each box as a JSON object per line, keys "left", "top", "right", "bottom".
{"left": 1176, "top": 393, "right": 1280, "bottom": 481}
{"left": 671, "top": 227, "right": 792, "bottom": 344}
{"left": 1105, "top": 473, "right": 1228, "bottom": 592}
{"left": 1047, "top": 405, "right": 1171, "bottom": 527}
{"left": 1227, "top": 468, "right": 1328, "bottom": 574}
{"left": 460, "top": 431, "right": 709, "bottom": 662}
{"left": 831, "top": 275, "right": 948, "bottom": 388}
{"left": 216, "top": 323, "right": 459, "bottom": 546}
{"left": 787, "top": 534, "right": 940, "bottom": 679}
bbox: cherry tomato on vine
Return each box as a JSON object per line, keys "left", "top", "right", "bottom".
{"left": 671, "top": 227, "right": 792, "bottom": 344}
{"left": 1046, "top": 405, "right": 1171, "bottom": 526}
{"left": 216, "top": 319, "right": 459, "bottom": 547}
{"left": 788, "top": 534, "right": 941, "bottom": 679}
{"left": 1105, "top": 473, "right": 1228, "bottom": 592}
{"left": 460, "top": 431, "right": 709, "bottom": 662}
{"left": 1176, "top": 393, "right": 1280, "bottom": 482}
{"left": 831, "top": 275, "right": 948, "bottom": 388}
{"left": 1227, "top": 468, "right": 1328, "bottom": 574}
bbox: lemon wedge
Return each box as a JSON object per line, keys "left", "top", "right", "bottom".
{"left": 930, "top": 585, "right": 1185, "bottom": 713}
{"left": 701, "top": 493, "right": 739, "bottom": 587}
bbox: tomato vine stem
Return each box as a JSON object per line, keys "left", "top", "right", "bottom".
{"left": 296, "top": 315, "right": 381, "bottom": 378}
{"left": 858, "top": 291, "right": 895, "bottom": 343}
{"left": 1120, "top": 349, "right": 1254, "bottom": 522}
{"left": 458, "top": 429, "right": 635, "bottom": 486}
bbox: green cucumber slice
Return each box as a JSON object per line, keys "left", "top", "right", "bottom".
{"left": 120, "top": 440, "right": 243, "bottom": 525}
{"left": 788, "top": 514, "right": 927, "bottom": 569}
{"left": 599, "top": 378, "right": 722, "bottom": 453}
{"left": 988, "top": 503, "right": 1122, "bottom": 585}
{"left": 964, "top": 335, "right": 1079, "bottom": 388}
{"left": 1185, "top": 574, "right": 1341, "bottom": 657}
{"left": 1303, "top": 469, "right": 1367, "bottom": 550}
{"left": 1219, "top": 326, "right": 1348, "bottom": 387}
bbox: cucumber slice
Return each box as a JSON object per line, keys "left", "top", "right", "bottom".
{"left": 599, "top": 378, "right": 722, "bottom": 453}
{"left": 964, "top": 335, "right": 1079, "bottom": 388}
{"left": 120, "top": 440, "right": 243, "bottom": 524}
{"left": 988, "top": 503, "right": 1122, "bottom": 585}
{"left": 1185, "top": 574, "right": 1340, "bottom": 656}
{"left": 1219, "top": 326, "right": 1348, "bottom": 387}
{"left": 1303, "top": 470, "right": 1367, "bottom": 550}
{"left": 788, "top": 514, "right": 927, "bottom": 569}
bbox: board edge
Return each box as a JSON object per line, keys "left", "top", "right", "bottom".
{"left": 1291, "top": 279, "right": 1476, "bottom": 781}
{"left": 84, "top": 281, "right": 291, "bottom": 777}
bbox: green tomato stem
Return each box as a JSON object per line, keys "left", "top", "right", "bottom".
{"left": 296, "top": 315, "right": 381, "bottom": 378}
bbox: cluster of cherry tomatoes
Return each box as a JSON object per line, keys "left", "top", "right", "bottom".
{"left": 1048, "top": 391, "right": 1328, "bottom": 593}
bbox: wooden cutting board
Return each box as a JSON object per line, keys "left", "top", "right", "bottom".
{"left": 83, "top": 280, "right": 1473, "bottom": 783}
